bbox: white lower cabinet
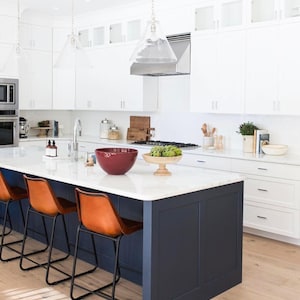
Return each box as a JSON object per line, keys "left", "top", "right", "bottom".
{"left": 183, "top": 152, "right": 300, "bottom": 241}
{"left": 180, "top": 153, "right": 231, "bottom": 171}
{"left": 231, "top": 158, "right": 300, "bottom": 239}
{"left": 244, "top": 203, "right": 300, "bottom": 238}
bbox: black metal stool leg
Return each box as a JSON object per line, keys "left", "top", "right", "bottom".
{"left": 46, "top": 215, "right": 72, "bottom": 285}
{"left": 70, "top": 226, "right": 123, "bottom": 300}
{"left": 70, "top": 225, "right": 99, "bottom": 299}
{"left": 19, "top": 207, "right": 50, "bottom": 270}
{"left": 0, "top": 200, "right": 26, "bottom": 262}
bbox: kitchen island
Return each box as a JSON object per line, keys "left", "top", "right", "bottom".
{"left": 0, "top": 145, "right": 244, "bottom": 300}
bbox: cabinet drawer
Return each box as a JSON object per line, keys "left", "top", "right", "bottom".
{"left": 244, "top": 203, "right": 300, "bottom": 238}
{"left": 231, "top": 159, "right": 300, "bottom": 180}
{"left": 245, "top": 177, "right": 298, "bottom": 208}
{"left": 180, "top": 154, "right": 231, "bottom": 171}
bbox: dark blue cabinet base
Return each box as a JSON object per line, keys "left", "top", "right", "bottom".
{"left": 1, "top": 168, "right": 243, "bottom": 300}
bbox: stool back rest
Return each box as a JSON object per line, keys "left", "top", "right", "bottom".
{"left": 0, "top": 171, "right": 12, "bottom": 201}
{"left": 75, "top": 188, "right": 124, "bottom": 237}
{"left": 24, "top": 175, "right": 60, "bottom": 216}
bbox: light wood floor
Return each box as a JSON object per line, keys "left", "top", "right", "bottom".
{"left": 1, "top": 232, "right": 300, "bottom": 299}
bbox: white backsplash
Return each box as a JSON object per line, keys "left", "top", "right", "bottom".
{"left": 20, "top": 76, "right": 300, "bottom": 155}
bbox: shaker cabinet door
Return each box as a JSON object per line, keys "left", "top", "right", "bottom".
{"left": 244, "top": 26, "right": 278, "bottom": 114}
{"left": 19, "top": 50, "right": 52, "bottom": 109}
{"left": 190, "top": 30, "right": 245, "bottom": 114}
{"left": 277, "top": 22, "right": 300, "bottom": 115}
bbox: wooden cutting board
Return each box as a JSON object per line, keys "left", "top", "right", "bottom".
{"left": 127, "top": 128, "right": 150, "bottom": 141}
{"left": 130, "top": 116, "right": 150, "bottom": 129}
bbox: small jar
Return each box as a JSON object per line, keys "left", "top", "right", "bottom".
{"left": 108, "top": 125, "right": 120, "bottom": 140}
{"left": 100, "top": 118, "right": 111, "bottom": 139}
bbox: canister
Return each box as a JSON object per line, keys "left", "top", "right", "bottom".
{"left": 100, "top": 118, "right": 111, "bottom": 139}
{"left": 108, "top": 124, "right": 121, "bottom": 140}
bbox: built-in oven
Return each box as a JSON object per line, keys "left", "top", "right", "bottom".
{"left": 0, "top": 78, "right": 18, "bottom": 110}
{"left": 0, "top": 116, "right": 19, "bottom": 147}
{"left": 0, "top": 78, "right": 19, "bottom": 147}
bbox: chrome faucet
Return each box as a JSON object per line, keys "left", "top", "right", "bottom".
{"left": 72, "top": 118, "right": 82, "bottom": 161}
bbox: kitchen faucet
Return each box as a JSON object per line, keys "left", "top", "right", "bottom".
{"left": 72, "top": 118, "right": 82, "bottom": 161}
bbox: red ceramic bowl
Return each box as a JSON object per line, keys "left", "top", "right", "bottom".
{"left": 95, "top": 148, "right": 138, "bottom": 175}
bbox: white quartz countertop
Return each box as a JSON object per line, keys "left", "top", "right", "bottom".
{"left": 0, "top": 145, "right": 243, "bottom": 201}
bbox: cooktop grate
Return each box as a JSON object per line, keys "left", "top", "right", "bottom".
{"left": 131, "top": 140, "right": 199, "bottom": 148}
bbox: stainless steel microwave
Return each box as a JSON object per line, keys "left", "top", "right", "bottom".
{"left": 0, "top": 78, "right": 18, "bottom": 108}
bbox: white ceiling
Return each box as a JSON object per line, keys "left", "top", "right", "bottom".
{"left": 21, "top": 0, "right": 148, "bottom": 16}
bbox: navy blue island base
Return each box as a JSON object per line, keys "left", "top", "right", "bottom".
{"left": 1, "top": 168, "right": 243, "bottom": 300}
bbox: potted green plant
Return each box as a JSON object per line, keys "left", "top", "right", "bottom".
{"left": 237, "top": 122, "right": 259, "bottom": 153}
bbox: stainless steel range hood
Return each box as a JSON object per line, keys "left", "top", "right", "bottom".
{"left": 130, "top": 33, "right": 191, "bottom": 76}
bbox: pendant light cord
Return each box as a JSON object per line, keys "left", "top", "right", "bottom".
{"left": 16, "top": 0, "right": 21, "bottom": 54}
{"left": 150, "top": 0, "right": 156, "bottom": 33}
{"left": 70, "top": 0, "right": 76, "bottom": 47}
{"left": 72, "top": 0, "right": 74, "bottom": 36}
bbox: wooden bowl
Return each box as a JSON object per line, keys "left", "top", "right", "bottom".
{"left": 262, "top": 144, "right": 288, "bottom": 156}
{"left": 143, "top": 153, "right": 182, "bottom": 176}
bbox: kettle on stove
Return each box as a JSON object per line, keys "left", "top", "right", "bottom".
{"left": 19, "top": 117, "right": 29, "bottom": 138}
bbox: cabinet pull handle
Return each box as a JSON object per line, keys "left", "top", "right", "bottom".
{"left": 257, "top": 167, "right": 268, "bottom": 171}
{"left": 197, "top": 160, "right": 206, "bottom": 163}
{"left": 258, "top": 188, "right": 268, "bottom": 192}
{"left": 257, "top": 215, "right": 267, "bottom": 220}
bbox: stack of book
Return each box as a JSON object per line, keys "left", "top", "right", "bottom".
{"left": 253, "top": 130, "right": 269, "bottom": 154}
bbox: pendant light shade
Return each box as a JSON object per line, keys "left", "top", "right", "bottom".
{"left": 54, "top": 0, "right": 91, "bottom": 69}
{"left": 54, "top": 33, "right": 91, "bottom": 68}
{"left": 130, "top": 0, "right": 177, "bottom": 64}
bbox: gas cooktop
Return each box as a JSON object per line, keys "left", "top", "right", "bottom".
{"left": 131, "top": 140, "right": 199, "bottom": 148}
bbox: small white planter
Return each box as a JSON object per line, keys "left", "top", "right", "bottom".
{"left": 242, "top": 135, "right": 254, "bottom": 153}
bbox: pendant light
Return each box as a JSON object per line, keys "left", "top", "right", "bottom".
{"left": 54, "top": 0, "right": 91, "bottom": 68}
{"left": 130, "top": 0, "right": 177, "bottom": 64}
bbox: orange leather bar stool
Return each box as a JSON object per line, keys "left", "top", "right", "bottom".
{"left": 21, "top": 175, "right": 95, "bottom": 285}
{"left": 70, "top": 188, "right": 143, "bottom": 300}
{"left": 0, "top": 171, "right": 27, "bottom": 262}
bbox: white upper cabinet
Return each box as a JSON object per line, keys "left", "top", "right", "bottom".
{"left": 194, "top": 0, "right": 244, "bottom": 32}
{"left": 52, "top": 27, "right": 76, "bottom": 110}
{"left": 157, "top": 6, "right": 193, "bottom": 36}
{"left": 190, "top": 30, "right": 245, "bottom": 114}
{"left": 0, "top": 15, "right": 17, "bottom": 43}
{"left": 93, "top": 26, "right": 105, "bottom": 46}
{"left": 0, "top": 15, "right": 18, "bottom": 77}
{"left": 250, "top": 0, "right": 300, "bottom": 24}
{"left": 0, "top": 44, "right": 18, "bottom": 78}
{"left": 20, "top": 23, "right": 52, "bottom": 51}
{"left": 245, "top": 22, "right": 300, "bottom": 115}
{"left": 244, "top": 26, "right": 278, "bottom": 114}
{"left": 277, "top": 22, "right": 300, "bottom": 114}
{"left": 19, "top": 49, "right": 52, "bottom": 109}
{"left": 76, "top": 43, "right": 158, "bottom": 111}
